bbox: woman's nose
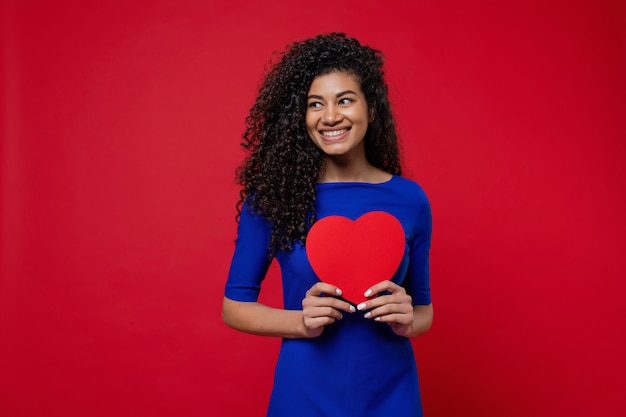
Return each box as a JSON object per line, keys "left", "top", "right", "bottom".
{"left": 322, "top": 105, "right": 341, "bottom": 124}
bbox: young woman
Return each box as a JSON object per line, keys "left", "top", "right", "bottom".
{"left": 222, "top": 33, "right": 433, "bottom": 417}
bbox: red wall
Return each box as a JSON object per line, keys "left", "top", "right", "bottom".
{"left": 1, "top": 1, "right": 624, "bottom": 416}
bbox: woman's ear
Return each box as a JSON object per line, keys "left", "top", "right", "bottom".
{"left": 368, "top": 108, "right": 375, "bottom": 123}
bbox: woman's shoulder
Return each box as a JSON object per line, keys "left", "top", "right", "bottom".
{"left": 390, "top": 176, "right": 432, "bottom": 229}
{"left": 389, "top": 175, "right": 429, "bottom": 200}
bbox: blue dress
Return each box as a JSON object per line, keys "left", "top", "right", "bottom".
{"left": 225, "top": 175, "right": 432, "bottom": 417}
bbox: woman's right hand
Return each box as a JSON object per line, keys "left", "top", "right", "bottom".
{"left": 301, "top": 282, "right": 355, "bottom": 338}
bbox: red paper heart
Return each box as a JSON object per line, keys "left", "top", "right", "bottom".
{"left": 306, "top": 211, "right": 405, "bottom": 304}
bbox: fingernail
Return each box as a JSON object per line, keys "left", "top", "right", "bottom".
{"left": 356, "top": 302, "right": 366, "bottom": 311}
{"left": 349, "top": 305, "right": 356, "bottom": 313}
{"left": 336, "top": 288, "right": 343, "bottom": 296}
{"left": 374, "top": 317, "right": 381, "bottom": 321}
{"left": 364, "top": 312, "right": 371, "bottom": 319}
{"left": 364, "top": 289, "right": 372, "bottom": 297}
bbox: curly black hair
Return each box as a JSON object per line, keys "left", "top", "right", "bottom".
{"left": 236, "top": 32, "right": 402, "bottom": 256}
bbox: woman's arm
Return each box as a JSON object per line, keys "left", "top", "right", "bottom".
{"left": 222, "top": 297, "right": 308, "bottom": 339}
{"left": 403, "top": 303, "right": 433, "bottom": 339}
{"left": 222, "top": 282, "right": 355, "bottom": 339}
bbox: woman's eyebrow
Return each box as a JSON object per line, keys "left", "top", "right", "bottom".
{"left": 307, "top": 90, "right": 358, "bottom": 100}
{"left": 336, "top": 90, "right": 358, "bottom": 97}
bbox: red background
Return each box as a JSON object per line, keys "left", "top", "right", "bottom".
{"left": 1, "top": 1, "right": 625, "bottom": 416}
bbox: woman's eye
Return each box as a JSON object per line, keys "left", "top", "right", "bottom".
{"left": 308, "top": 102, "right": 322, "bottom": 108}
{"left": 339, "top": 98, "right": 353, "bottom": 105}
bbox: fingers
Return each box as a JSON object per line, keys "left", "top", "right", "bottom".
{"left": 303, "top": 282, "right": 355, "bottom": 314}
{"left": 305, "top": 281, "right": 342, "bottom": 298}
{"left": 301, "top": 282, "right": 356, "bottom": 338}
{"left": 356, "top": 280, "right": 413, "bottom": 323}
{"left": 363, "top": 280, "right": 404, "bottom": 300}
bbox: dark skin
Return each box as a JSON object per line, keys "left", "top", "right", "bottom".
{"left": 302, "top": 281, "right": 433, "bottom": 339}
{"left": 223, "top": 71, "right": 433, "bottom": 340}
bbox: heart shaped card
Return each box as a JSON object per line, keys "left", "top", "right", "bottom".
{"left": 306, "top": 211, "right": 405, "bottom": 305}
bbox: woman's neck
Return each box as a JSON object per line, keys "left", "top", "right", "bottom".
{"left": 320, "top": 158, "right": 391, "bottom": 184}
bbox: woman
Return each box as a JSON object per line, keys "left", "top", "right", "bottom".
{"left": 222, "top": 33, "right": 433, "bottom": 417}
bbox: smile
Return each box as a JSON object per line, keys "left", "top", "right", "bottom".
{"left": 320, "top": 128, "right": 349, "bottom": 137}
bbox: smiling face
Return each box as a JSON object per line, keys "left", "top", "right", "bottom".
{"left": 306, "top": 71, "right": 371, "bottom": 160}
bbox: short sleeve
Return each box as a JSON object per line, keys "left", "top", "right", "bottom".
{"left": 404, "top": 191, "right": 432, "bottom": 306}
{"left": 224, "top": 202, "right": 273, "bottom": 302}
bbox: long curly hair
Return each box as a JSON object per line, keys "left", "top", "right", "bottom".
{"left": 236, "top": 32, "right": 402, "bottom": 256}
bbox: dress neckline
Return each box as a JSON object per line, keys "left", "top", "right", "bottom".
{"left": 316, "top": 175, "right": 396, "bottom": 186}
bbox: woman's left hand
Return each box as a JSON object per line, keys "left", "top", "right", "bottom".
{"left": 356, "top": 280, "right": 432, "bottom": 338}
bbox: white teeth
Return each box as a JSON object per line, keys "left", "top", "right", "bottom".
{"left": 321, "top": 129, "right": 348, "bottom": 137}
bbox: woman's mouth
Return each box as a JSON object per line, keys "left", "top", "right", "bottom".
{"left": 320, "top": 128, "right": 350, "bottom": 141}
